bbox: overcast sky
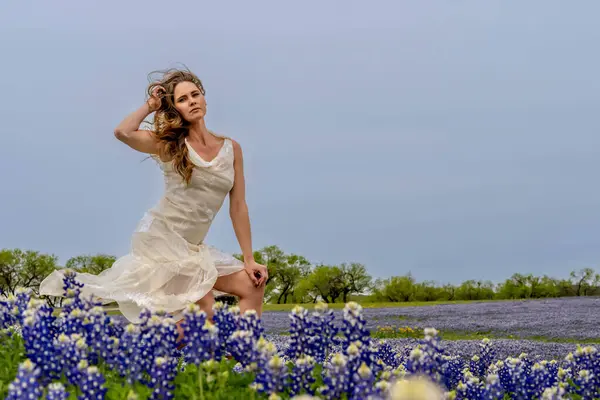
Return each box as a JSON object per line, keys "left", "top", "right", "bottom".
{"left": 1, "top": 0, "right": 599, "bottom": 284}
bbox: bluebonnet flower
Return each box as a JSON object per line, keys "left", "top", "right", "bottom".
{"left": 212, "top": 302, "right": 238, "bottom": 358}
{"left": 21, "top": 299, "right": 61, "bottom": 382}
{"left": 320, "top": 353, "right": 351, "bottom": 400}
{"left": 572, "top": 369, "right": 596, "bottom": 399}
{"left": 6, "top": 359, "right": 43, "bottom": 400}
{"left": 478, "top": 338, "right": 495, "bottom": 372}
{"left": 149, "top": 356, "right": 178, "bottom": 400}
{"left": 254, "top": 354, "right": 288, "bottom": 397}
{"left": 83, "top": 306, "right": 120, "bottom": 368}
{"left": 469, "top": 355, "right": 485, "bottom": 377}
{"left": 481, "top": 373, "right": 503, "bottom": 400}
{"left": 439, "top": 354, "right": 464, "bottom": 390}
{"left": 180, "top": 304, "right": 220, "bottom": 365}
{"left": 286, "top": 305, "right": 311, "bottom": 359}
{"left": 496, "top": 356, "right": 535, "bottom": 398}
{"left": 405, "top": 347, "right": 437, "bottom": 380}
{"left": 286, "top": 303, "right": 338, "bottom": 364}
{"left": 117, "top": 323, "right": 145, "bottom": 384}
{"left": 350, "top": 362, "right": 378, "bottom": 400}
{"left": 46, "top": 382, "right": 69, "bottom": 400}
{"left": 404, "top": 328, "right": 450, "bottom": 387}
{"left": 377, "top": 340, "right": 400, "bottom": 368}
{"left": 571, "top": 345, "right": 599, "bottom": 391}
{"left": 78, "top": 365, "right": 107, "bottom": 400}
{"left": 147, "top": 315, "right": 179, "bottom": 360}
{"left": 0, "top": 293, "right": 19, "bottom": 330}
{"left": 54, "top": 333, "right": 89, "bottom": 386}
{"left": 237, "top": 309, "right": 264, "bottom": 340}
{"left": 524, "top": 361, "right": 558, "bottom": 399}
{"left": 14, "top": 287, "right": 32, "bottom": 320}
{"left": 308, "top": 302, "right": 338, "bottom": 362}
{"left": 289, "top": 355, "right": 316, "bottom": 397}
{"left": 338, "top": 302, "right": 370, "bottom": 349}
{"left": 59, "top": 271, "right": 86, "bottom": 315}
{"left": 455, "top": 371, "right": 483, "bottom": 400}
{"left": 229, "top": 330, "right": 261, "bottom": 370}
{"left": 541, "top": 385, "right": 568, "bottom": 400}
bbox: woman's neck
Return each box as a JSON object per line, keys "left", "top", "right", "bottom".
{"left": 187, "top": 120, "right": 211, "bottom": 144}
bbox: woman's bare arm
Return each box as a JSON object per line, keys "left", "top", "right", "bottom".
{"left": 114, "top": 87, "right": 164, "bottom": 154}
{"left": 229, "top": 140, "right": 253, "bottom": 261}
{"left": 229, "top": 139, "right": 268, "bottom": 285}
{"left": 113, "top": 103, "right": 160, "bottom": 154}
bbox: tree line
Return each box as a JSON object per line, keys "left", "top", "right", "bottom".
{"left": 1, "top": 246, "right": 599, "bottom": 304}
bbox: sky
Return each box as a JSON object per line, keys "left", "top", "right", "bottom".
{"left": 1, "top": 0, "right": 599, "bottom": 285}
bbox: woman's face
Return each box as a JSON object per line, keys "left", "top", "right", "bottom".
{"left": 173, "top": 80, "right": 207, "bottom": 122}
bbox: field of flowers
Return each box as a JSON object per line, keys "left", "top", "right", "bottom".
{"left": 261, "top": 297, "right": 600, "bottom": 341}
{"left": 1, "top": 271, "right": 599, "bottom": 399}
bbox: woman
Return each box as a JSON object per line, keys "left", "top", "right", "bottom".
{"left": 39, "top": 68, "right": 268, "bottom": 341}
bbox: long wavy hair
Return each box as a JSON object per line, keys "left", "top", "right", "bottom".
{"left": 145, "top": 67, "right": 206, "bottom": 184}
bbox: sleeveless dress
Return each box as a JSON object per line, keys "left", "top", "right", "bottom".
{"left": 39, "top": 138, "right": 245, "bottom": 323}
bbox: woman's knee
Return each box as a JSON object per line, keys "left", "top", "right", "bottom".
{"left": 214, "top": 270, "right": 256, "bottom": 298}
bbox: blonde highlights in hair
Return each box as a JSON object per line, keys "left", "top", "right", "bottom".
{"left": 146, "top": 67, "right": 206, "bottom": 184}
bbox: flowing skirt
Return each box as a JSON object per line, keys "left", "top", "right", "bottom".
{"left": 39, "top": 216, "right": 244, "bottom": 323}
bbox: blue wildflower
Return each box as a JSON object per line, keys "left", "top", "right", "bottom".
{"left": 228, "top": 330, "right": 260, "bottom": 370}
{"left": 46, "top": 382, "right": 69, "bottom": 400}
{"left": 338, "top": 302, "right": 370, "bottom": 349}
{"left": 289, "top": 355, "right": 316, "bottom": 396}
{"left": 350, "top": 362, "right": 377, "bottom": 400}
{"left": 320, "top": 353, "right": 351, "bottom": 400}
{"left": 254, "top": 354, "right": 288, "bottom": 397}
{"left": 376, "top": 340, "right": 400, "bottom": 368}
{"left": 149, "top": 356, "right": 178, "bottom": 400}
{"left": 237, "top": 309, "right": 264, "bottom": 340}
{"left": 180, "top": 304, "right": 220, "bottom": 365}
{"left": 54, "top": 333, "right": 88, "bottom": 386}
{"left": 6, "top": 359, "right": 43, "bottom": 400}
{"left": 286, "top": 305, "right": 311, "bottom": 360}
{"left": 21, "top": 299, "right": 61, "bottom": 382}
{"left": 212, "top": 302, "right": 238, "bottom": 358}
{"left": 455, "top": 371, "right": 483, "bottom": 400}
{"left": 78, "top": 365, "right": 107, "bottom": 400}
{"left": 481, "top": 373, "right": 504, "bottom": 400}
{"left": 117, "top": 323, "right": 145, "bottom": 384}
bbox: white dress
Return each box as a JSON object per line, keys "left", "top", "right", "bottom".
{"left": 39, "top": 138, "right": 244, "bottom": 323}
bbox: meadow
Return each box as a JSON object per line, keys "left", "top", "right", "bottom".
{"left": 2, "top": 272, "right": 599, "bottom": 399}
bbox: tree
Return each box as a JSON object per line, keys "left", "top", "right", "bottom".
{"left": 65, "top": 254, "right": 116, "bottom": 275}
{"left": 298, "top": 265, "right": 345, "bottom": 303}
{"left": 570, "top": 268, "right": 598, "bottom": 296}
{"left": 0, "top": 248, "right": 59, "bottom": 295}
{"left": 274, "top": 254, "right": 311, "bottom": 304}
{"left": 413, "top": 281, "right": 441, "bottom": 302}
{"left": 339, "top": 263, "right": 372, "bottom": 303}
{"left": 496, "top": 273, "right": 531, "bottom": 299}
{"left": 373, "top": 274, "right": 416, "bottom": 302}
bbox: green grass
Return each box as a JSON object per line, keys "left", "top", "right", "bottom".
{"left": 261, "top": 299, "right": 510, "bottom": 312}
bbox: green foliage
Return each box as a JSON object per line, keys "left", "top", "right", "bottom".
{"left": 372, "top": 269, "right": 600, "bottom": 303}
{"left": 0, "top": 249, "right": 59, "bottom": 296}
{"left": 65, "top": 254, "right": 116, "bottom": 275}
{"left": 0, "top": 331, "right": 25, "bottom": 399}
{"left": 2, "top": 245, "right": 599, "bottom": 306}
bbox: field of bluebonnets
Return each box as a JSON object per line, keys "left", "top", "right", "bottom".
{"left": 1, "top": 271, "right": 600, "bottom": 400}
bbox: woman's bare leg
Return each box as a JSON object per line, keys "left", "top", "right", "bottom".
{"left": 176, "top": 291, "right": 215, "bottom": 345}
{"left": 213, "top": 270, "right": 265, "bottom": 316}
